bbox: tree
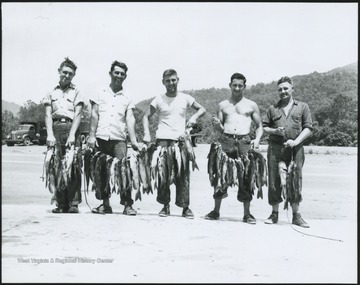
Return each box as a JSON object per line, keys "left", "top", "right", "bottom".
{"left": 18, "top": 100, "right": 46, "bottom": 122}
{"left": 2, "top": 110, "right": 19, "bottom": 142}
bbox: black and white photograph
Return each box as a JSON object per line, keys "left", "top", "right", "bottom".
{"left": 1, "top": 2, "right": 357, "bottom": 283}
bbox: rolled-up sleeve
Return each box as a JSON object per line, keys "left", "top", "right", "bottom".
{"left": 41, "top": 92, "right": 52, "bottom": 106}
{"left": 73, "top": 88, "right": 84, "bottom": 107}
{"left": 302, "top": 103, "right": 313, "bottom": 131}
{"left": 262, "top": 106, "right": 273, "bottom": 128}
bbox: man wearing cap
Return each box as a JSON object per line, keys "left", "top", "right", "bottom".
{"left": 205, "top": 72, "right": 263, "bottom": 224}
{"left": 43, "top": 57, "right": 84, "bottom": 214}
{"left": 263, "top": 76, "right": 313, "bottom": 228}
{"left": 87, "top": 60, "right": 140, "bottom": 215}
{"left": 142, "top": 69, "right": 206, "bottom": 218}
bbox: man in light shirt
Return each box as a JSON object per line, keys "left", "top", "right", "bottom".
{"left": 142, "top": 69, "right": 206, "bottom": 218}
{"left": 42, "top": 57, "right": 84, "bottom": 214}
{"left": 87, "top": 60, "right": 140, "bottom": 215}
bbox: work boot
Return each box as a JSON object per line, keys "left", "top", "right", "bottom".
{"left": 68, "top": 205, "right": 79, "bottom": 214}
{"left": 182, "top": 207, "right": 194, "bottom": 219}
{"left": 265, "top": 211, "right": 279, "bottom": 224}
{"left": 205, "top": 210, "right": 220, "bottom": 220}
{"left": 159, "top": 204, "right": 170, "bottom": 217}
{"left": 292, "top": 213, "right": 310, "bottom": 228}
{"left": 243, "top": 214, "right": 256, "bottom": 224}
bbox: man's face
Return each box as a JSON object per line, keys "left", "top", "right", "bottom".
{"left": 229, "top": 78, "right": 245, "bottom": 96}
{"left": 58, "top": 66, "right": 75, "bottom": 87}
{"left": 110, "top": 66, "right": 127, "bottom": 86}
{"left": 278, "top": 82, "right": 294, "bottom": 100}
{"left": 162, "top": 74, "right": 179, "bottom": 94}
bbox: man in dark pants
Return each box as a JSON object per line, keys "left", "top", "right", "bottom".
{"left": 263, "top": 76, "right": 312, "bottom": 228}
{"left": 142, "top": 69, "right": 206, "bottom": 218}
{"left": 87, "top": 60, "right": 140, "bottom": 215}
{"left": 204, "top": 73, "right": 263, "bottom": 224}
{"left": 43, "top": 57, "right": 84, "bottom": 214}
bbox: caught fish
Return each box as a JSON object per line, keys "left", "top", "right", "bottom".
{"left": 138, "top": 149, "right": 150, "bottom": 194}
{"left": 44, "top": 146, "right": 55, "bottom": 189}
{"left": 110, "top": 158, "right": 119, "bottom": 194}
{"left": 279, "top": 161, "right": 290, "bottom": 209}
{"left": 179, "top": 133, "right": 199, "bottom": 171}
{"left": 83, "top": 147, "right": 93, "bottom": 192}
{"left": 174, "top": 144, "right": 183, "bottom": 179}
{"left": 104, "top": 155, "right": 114, "bottom": 197}
{"left": 292, "top": 162, "right": 301, "bottom": 202}
{"left": 93, "top": 153, "right": 107, "bottom": 199}
{"left": 90, "top": 151, "right": 103, "bottom": 183}
{"left": 207, "top": 142, "right": 219, "bottom": 187}
{"left": 129, "top": 153, "right": 141, "bottom": 201}
{"left": 119, "top": 157, "right": 128, "bottom": 195}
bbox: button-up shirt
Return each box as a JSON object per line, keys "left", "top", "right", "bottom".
{"left": 263, "top": 99, "right": 313, "bottom": 143}
{"left": 42, "top": 83, "right": 84, "bottom": 119}
{"left": 90, "top": 86, "right": 135, "bottom": 141}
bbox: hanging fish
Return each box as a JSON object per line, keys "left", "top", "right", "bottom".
{"left": 110, "top": 158, "right": 119, "bottom": 194}
{"left": 44, "top": 146, "right": 55, "bottom": 189}
{"left": 179, "top": 133, "right": 199, "bottom": 171}
{"left": 129, "top": 153, "right": 141, "bottom": 201}
{"left": 83, "top": 147, "right": 93, "bottom": 192}
{"left": 104, "top": 155, "right": 114, "bottom": 198}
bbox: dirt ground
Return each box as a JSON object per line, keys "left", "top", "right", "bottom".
{"left": 1, "top": 144, "right": 357, "bottom": 283}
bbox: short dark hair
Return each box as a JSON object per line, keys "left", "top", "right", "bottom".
{"left": 59, "top": 57, "right": 77, "bottom": 72}
{"left": 163, "top": 69, "right": 177, "bottom": 78}
{"left": 110, "top": 60, "right": 128, "bottom": 73}
{"left": 230, "top": 73, "right": 246, "bottom": 85}
{"left": 277, "top": 76, "right": 293, "bottom": 85}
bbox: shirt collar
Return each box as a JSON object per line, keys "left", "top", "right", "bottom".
{"left": 108, "top": 85, "right": 124, "bottom": 96}
{"left": 54, "top": 82, "right": 75, "bottom": 91}
{"left": 276, "top": 98, "right": 298, "bottom": 108}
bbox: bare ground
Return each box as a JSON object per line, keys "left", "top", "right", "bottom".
{"left": 1, "top": 144, "right": 357, "bottom": 283}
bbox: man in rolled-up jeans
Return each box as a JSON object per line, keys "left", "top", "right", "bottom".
{"left": 42, "top": 57, "right": 84, "bottom": 214}
{"left": 87, "top": 60, "right": 140, "bottom": 216}
{"left": 205, "top": 72, "right": 263, "bottom": 224}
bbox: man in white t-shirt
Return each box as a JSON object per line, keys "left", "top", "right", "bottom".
{"left": 143, "top": 69, "right": 206, "bottom": 218}
{"left": 87, "top": 60, "right": 140, "bottom": 215}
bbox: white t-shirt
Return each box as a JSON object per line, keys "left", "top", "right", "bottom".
{"left": 150, "top": 92, "right": 195, "bottom": 140}
{"left": 90, "top": 86, "right": 135, "bottom": 141}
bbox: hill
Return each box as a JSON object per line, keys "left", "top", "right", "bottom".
{"left": 2, "top": 100, "right": 21, "bottom": 115}
{"left": 135, "top": 62, "right": 358, "bottom": 146}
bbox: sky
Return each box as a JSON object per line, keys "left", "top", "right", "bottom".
{"left": 1, "top": 2, "right": 358, "bottom": 106}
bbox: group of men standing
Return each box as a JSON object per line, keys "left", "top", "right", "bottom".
{"left": 43, "top": 57, "right": 312, "bottom": 228}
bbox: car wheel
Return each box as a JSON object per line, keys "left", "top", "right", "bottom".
{"left": 6, "top": 142, "right": 14, "bottom": 147}
{"left": 24, "top": 137, "right": 31, "bottom": 146}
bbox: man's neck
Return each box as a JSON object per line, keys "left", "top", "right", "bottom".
{"left": 166, "top": 91, "right": 177, "bottom": 97}
{"left": 230, "top": 94, "right": 244, "bottom": 104}
{"left": 110, "top": 83, "right": 123, "bottom": 93}
{"left": 280, "top": 97, "right": 293, "bottom": 108}
{"left": 59, "top": 82, "right": 71, "bottom": 91}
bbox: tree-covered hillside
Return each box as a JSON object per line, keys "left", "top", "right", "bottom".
{"left": 135, "top": 64, "right": 358, "bottom": 146}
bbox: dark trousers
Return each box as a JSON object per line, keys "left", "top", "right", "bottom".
{"left": 156, "top": 139, "right": 190, "bottom": 208}
{"left": 267, "top": 142, "right": 305, "bottom": 205}
{"left": 53, "top": 121, "right": 82, "bottom": 208}
{"left": 95, "top": 138, "right": 133, "bottom": 206}
{"left": 214, "top": 135, "right": 252, "bottom": 202}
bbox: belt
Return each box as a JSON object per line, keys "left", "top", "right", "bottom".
{"left": 53, "top": 117, "right": 73, "bottom": 123}
{"left": 222, "top": 133, "right": 248, "bottom": 140}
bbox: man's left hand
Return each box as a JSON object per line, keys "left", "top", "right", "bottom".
{"left": 284, "top": 139, "right": 297, "bottom": 148}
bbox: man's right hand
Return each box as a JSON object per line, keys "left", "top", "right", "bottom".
{"left": 87, "top": 135, "right": 98, "bottom": 149}
{"left": 274, "top": 127, "right": 285, "bottom": 136}
{"left": 46, "top": 134, "right": 56, "bottom": 147}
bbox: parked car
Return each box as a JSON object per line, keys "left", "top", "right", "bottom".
{"left": 5, "top": 121, "right": 47, "bottom": 146}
